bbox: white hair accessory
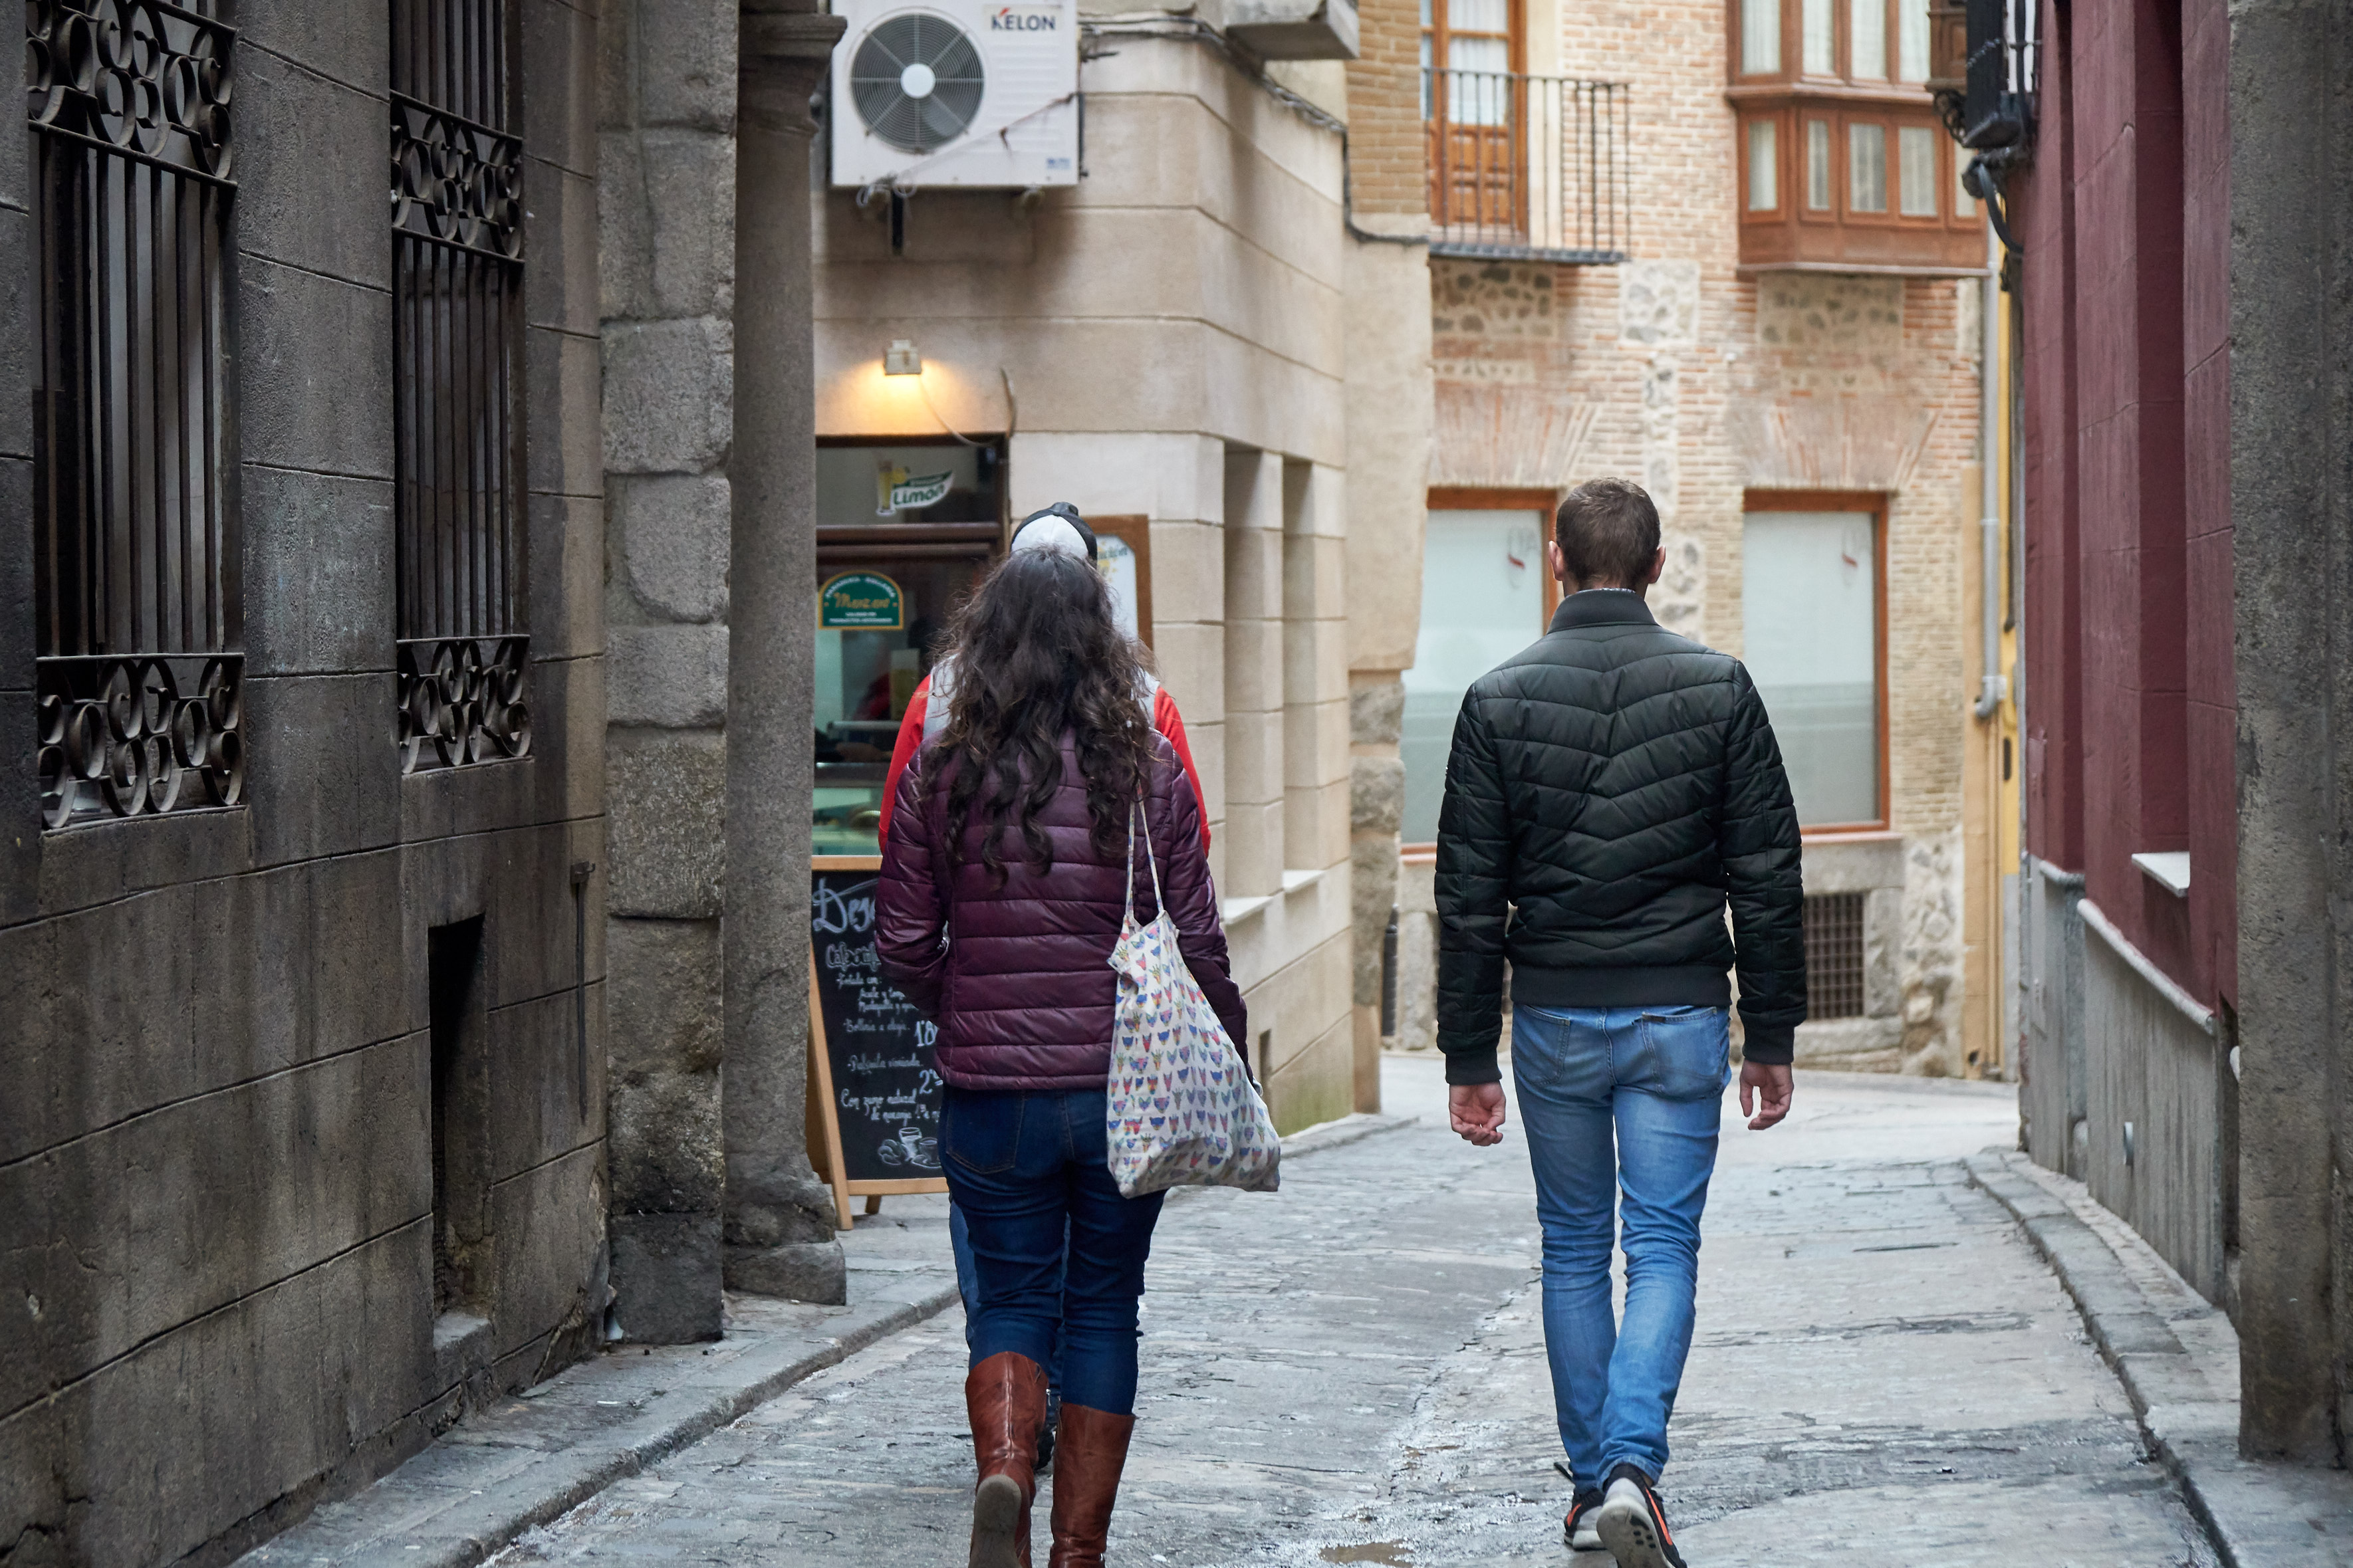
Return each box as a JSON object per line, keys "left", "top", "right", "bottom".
{"left": 1009, "top": 515, "right": 1092, "bottom": 559}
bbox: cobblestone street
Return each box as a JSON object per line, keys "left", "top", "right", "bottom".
{"left": 496, "top": 1058, "right": 2217, "bottom": 1567}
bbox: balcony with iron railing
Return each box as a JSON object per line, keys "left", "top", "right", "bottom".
{"left": 1423, "top": 69, "right": 1632, "bottom": 263}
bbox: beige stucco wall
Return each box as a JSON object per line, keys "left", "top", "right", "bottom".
{"left": 810, "top": 36, "right": 1360, "bottom": 1128}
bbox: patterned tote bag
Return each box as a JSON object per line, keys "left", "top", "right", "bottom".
{"left": 1105, "top": 800, "right": 1282, "bottom": 1198}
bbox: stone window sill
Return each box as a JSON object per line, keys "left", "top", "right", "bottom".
{"left": 1223, "top": 867, "right": 1326, "bottom": 925}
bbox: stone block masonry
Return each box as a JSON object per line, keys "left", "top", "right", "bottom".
{"left": 597, "top": 0, "right": 848, "bottom": 1338}
{"left": 598, "top": 0, "right": 739, "bottom": 1347}
{"left": 0, "top": 4, "right": 612, "bottom": 1565}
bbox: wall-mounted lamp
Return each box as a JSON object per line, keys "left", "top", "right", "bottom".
{"left": 883, "top": 339, "right": 922, "bottom": 376}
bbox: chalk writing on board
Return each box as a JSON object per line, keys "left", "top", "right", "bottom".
{"left": 810, "top": 871, "right": 945, "bottom": 1182}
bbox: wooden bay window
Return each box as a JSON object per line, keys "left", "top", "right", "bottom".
{"left": 1729, "top": 0, "right": 1984, "bottom": 271}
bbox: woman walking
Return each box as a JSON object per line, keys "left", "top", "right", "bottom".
{"left": 877, "top": 541, "right": 1247, "bottom": 1568}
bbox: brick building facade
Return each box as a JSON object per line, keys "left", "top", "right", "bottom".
{"left": 1374, "top": 0, "right": 2005, "bottom": 1076}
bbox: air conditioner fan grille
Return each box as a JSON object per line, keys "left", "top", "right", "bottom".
{"left": 850, "top": 13, "right": 986, "bottom": 155}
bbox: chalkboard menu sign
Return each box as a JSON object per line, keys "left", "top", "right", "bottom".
{"left": 806, "top": 857, "right": 948, "bottom": 1229}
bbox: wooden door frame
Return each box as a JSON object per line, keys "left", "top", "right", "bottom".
{"left": 1088, "top": 514, "right": 1155, "bottom": 649}
{"left": 1429, "top": 486, "right": 1562, "bottom": 629}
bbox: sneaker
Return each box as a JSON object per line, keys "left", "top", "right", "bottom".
{"left": 1594, "top": 1463, "right": 1687, "bottom": 1568}
{"left": 1563, "top": 1488, "right": 1605, "bottom": 1552}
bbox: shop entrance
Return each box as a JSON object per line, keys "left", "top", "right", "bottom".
{"left": 812, "top": 438, "right": 1007, "bottom": 854}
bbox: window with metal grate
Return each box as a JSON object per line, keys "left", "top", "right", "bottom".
{"left": 31, "top": 0, "right": 245, "bottom": 828}
{"left": 1804, "top": 890, "right": 1867, "bottom": 1019}
{"left": 392, "top": 0, "right": 531, "bottom": 772}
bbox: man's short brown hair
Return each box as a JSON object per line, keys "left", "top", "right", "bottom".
{"left": 1554, "top": 479, "right": 1662, "bottom": 588}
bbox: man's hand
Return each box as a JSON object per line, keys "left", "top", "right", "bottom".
{"left": 1449, "top": 1083, "right": 1507, "bottom": 1147}
{"left": 1739, "top": 1061, "right": 1794, "bottom": 1131}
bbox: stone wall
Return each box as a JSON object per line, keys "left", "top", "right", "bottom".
{"left": 598, "top": 0, "right": 739, "bottom": 1344}
{"left": 2077, "top": 901, "right": 2231, "bottom": 1309}
{"left": 1350, "top": 679, "right": 1406, "bottom": 1066}
{"left": 2229, "top": 0, "right": 2352, "bottom": 1465}
{"left": 597, "top": 0, "right": 844, "bottom": 1334}
{"left": 0, "top": 3, "right": 610, "bottom": 1564}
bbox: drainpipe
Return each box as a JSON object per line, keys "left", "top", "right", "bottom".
{"left": 1974, "top": 220, "right": 2007, "bottom": 720}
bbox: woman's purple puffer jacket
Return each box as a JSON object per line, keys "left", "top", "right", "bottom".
{"left": 875, "top": 733, "right": 1248, "bottom": 1091}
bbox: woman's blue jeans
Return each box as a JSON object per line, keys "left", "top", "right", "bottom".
{"left": 949, "top": 1202, "right": 1066, "bottom": 1389}
{"left": 941, "top": 1086, "right": 1165, "bottom": 1416}
{"left": 1509, "top": 1002, "right": 1730, "bottom": 1487}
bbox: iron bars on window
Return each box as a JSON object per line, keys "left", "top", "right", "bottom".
{"left": 392, "top": 0, "right": 528, "bottom": 775}
{"left": 1803, "top": 890, "right": 1868, "bottom": 1020}
{"left": 29, "top": 0, "right": 243, "bottom": 829}
{"left": 1423, "top": 69, "right": 1631, "bottom": 264}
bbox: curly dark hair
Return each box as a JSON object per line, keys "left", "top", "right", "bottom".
{"left": 934, "top": 547, "right": 1157, "bottom": 885}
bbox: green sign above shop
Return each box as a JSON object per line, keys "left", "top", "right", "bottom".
{"left": 818, "top": 570, "right": 905, "bottom": 630}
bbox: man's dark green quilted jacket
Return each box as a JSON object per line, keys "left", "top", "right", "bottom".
{"left": 1433, "top": 590, "right": 1807, "bottom": 1084}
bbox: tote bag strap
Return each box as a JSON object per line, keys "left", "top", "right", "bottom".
{"left": 1138, "top": 792, "right": 1165, "bottom": 914}
{"left": 1123, "top": 797, "right": 1143, "bottom": 925}
{"left": 1122, "top": 794, "right": 1166, "bottom": 925}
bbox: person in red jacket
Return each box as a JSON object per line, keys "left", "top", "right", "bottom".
{"left": 878, "top": 543, "right": 1243, "bottom": 1568}
{"left": 877, "top": 503, "right": 1209, "bottom": 854}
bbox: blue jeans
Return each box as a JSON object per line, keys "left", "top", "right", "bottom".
{"left": 941, "top": 1086, "right": 1166, "bottom": 1416}
{"left": 949, "top": 1200, "right": 1066, "bottom": 1390}
{"left": 1510, "top": 1002, "right": 1730, "bottom": 1487}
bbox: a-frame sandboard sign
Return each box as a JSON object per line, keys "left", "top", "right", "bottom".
{"left": 807, "top": 856, "right": 949, "bottom": 1231}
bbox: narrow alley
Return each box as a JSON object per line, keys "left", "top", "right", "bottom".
{"left": 490, "top": 1058, "right": 2213, "bottom": 1567}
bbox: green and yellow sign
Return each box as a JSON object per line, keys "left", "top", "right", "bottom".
{"left": 818, "top": 570, "right": 905, "bottom": 630}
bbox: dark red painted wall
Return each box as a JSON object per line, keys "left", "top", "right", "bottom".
{"left": 2017, "top": 0, "right": 2234, "bottom": 1006}
{"left": 2180, "top": 0, "right": 2235, "bottom": 1010}
{"left": 2020, "top": 0, "right": 2083, "bottom": 876}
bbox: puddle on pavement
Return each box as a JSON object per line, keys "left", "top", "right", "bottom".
{"left": 1319, "top": 1545, "right": 1415, "bottom": 1566}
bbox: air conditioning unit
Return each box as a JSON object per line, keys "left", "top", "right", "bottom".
{"left": 829, "top": 0, "right": 1080, "bottom": 190}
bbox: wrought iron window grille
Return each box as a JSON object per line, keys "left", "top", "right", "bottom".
{"left": 392, "top": 0, "right": 529, "bottom": 776}
{"left": 29, "top": 0, "right": 244, "bottom": 830}
{"left": 1424, "top": 70, "right": 1631, "bottom": 265}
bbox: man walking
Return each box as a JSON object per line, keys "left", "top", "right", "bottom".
{"left": 1435, "top": 479, "right": 1804, "bottom": 1567}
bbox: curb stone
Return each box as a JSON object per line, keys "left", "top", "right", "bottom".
{"left": 1965, "top": 1151, "right": 2353, "bottom": 1568}
{"left": 239, "top": 1108, "right": 1420, "bottom": 1568}
{"left": 240, "top": 1274, "right": 965, "bottom": 1568}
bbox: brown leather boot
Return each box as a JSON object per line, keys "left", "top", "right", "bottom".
{"left": 1047, "top": 1404, "right": 1136, "bottom": 1568}
{"left": 967, "top": 1352, "right": 1050, "bottom": 1568}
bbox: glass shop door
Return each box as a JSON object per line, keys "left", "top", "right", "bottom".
{"left": 812, "top": 439, "right": 1007, "bottom": 855}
